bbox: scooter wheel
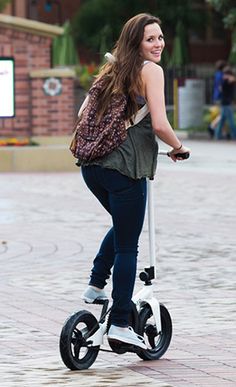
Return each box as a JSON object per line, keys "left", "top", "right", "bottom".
{"left": 137, "top": 303, "right": 172, "bottom": 360}
{"left": 59, "top": 310, "right": 100, "bottom": 370}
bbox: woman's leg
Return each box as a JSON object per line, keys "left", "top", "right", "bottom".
{"left": 81, "top": 165, "right": 115, "bottom": 289}
{"left": 225, "top": 105, "right": 236, "bottom": 139}
{"left": 89, "top": 228, "right": 115, "bottom": 289}
{"left": 215, "top": 106, "right": 226, "bottom": 139}
{"left": 103, "top": 171, "right": 147, "bottom": 327}
{"left": 82, "top": 165, "right": 147, "bottom": 327}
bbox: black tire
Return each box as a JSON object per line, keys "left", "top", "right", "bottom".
{"left": 59, "top": 310, "right": 100, "bottom": 370}
{"left": 137, "top": 303, "right": 172, "bottom": 361}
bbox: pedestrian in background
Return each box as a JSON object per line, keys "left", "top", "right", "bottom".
{"left": 215, "top": 65, "right": 236, "bottom": 140}
{"left": 213, "top": 60, "right": 226, "bottom": 103}
{"left": 208, "top": 60, "right": 227, "bottom": 138}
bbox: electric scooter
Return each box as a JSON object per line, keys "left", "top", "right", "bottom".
{"left": 59, "top": 150, "right": 189, "bottom": 370}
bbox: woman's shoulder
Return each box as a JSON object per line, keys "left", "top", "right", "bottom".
{"left": 141, "top": 61, "right": 164, "bottom": 81}
{"left": 142, "top": 61, "right": 163, "bottom": 73}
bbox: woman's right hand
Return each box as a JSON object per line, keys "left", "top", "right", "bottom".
{"left": 168, "top": 145, "right": 190, "bottom": 162}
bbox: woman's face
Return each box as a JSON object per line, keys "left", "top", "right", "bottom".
{"left": 140, "top": 23, "right": 165, "bottom": 63}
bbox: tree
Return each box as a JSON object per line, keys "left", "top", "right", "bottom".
{"left": 206, "top": 0, "right": 236, "bottom": 63}
{"left": 0, "top": 0, "right": 11, "bottom": 12}
{"left": 71, "top": 0, "right": 152, "bottom": 57}
{"left": 72, "top": 0, "right": 204, "bottom": 61}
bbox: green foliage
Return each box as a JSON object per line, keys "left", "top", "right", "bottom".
{"left": 75, "top": 63, "right": 100, "bottom": 90}
{"left": 0, "top": 0, "right": 11, "bottom": 12}
{"left": 157, "top": 0, "right": 205, "bottom": 30}
{"left": 168, "top": 20, "right": 189, "bottom": 66}
{"left": 206, "top": 0, "right": 236, "bottom": 64}
{"left": 72, "top": 0, "right": 206, "bottom": 63}
{"left": 72, "top": 0, "right": 153, "bottom": 55}
{"left": 206, "top": 0, "right": 236, "bottom": 29}
{"left": 228, "top": 28, "right": 236, "bottom": 64}
{"left": 52, "top": 21, "right": 79, "bottom": 67}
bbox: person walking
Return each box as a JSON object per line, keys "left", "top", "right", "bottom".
{"left": 213, "top": 60, "right": 226, "bottom": 103}
{"left": 208, "top": 60, "right": 226, "bottom": 138}
{"left": 78, "top": 13, "right": 190, "bottom": 349}
{"left": 215, "top": 65, "right": 236, "bottom": 140}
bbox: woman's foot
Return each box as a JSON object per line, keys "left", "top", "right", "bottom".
{"left": 107, "top": 325, "right": 147, "bottom": 350}
{"left": 82, "top": 286, "right": 108, "bottom": 304}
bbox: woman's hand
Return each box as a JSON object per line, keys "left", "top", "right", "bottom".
{"left": 168, "top": 145, "right": 190, "bottom": 162}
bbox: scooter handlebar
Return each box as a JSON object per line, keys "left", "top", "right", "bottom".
{"left": 158, "top": 150, "right": 190, "bottom": 160}
{"left": 169, "top": 152, "right": 190, "bottom": 159}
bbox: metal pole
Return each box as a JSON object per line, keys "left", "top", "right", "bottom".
{"left": 147, "top": 179, "right": 156, "bottom": 277}
{"left": 173, "top": 78, "right": 179, "bottom": 129}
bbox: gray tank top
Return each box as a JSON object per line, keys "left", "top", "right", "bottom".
{"left": 85, "top": 113, "right": 158, "bottom": 180}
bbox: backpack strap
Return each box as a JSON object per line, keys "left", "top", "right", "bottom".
{"left": 125, "top": 104, "right": 149, "bottom": 129}
{"left": 78, "top": 94, "right": 89, "bottom": 118}
{"left": 143, "top": 60, "right": 151, "bottom": 66}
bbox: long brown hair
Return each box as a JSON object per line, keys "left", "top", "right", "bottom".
{"left": 95, "top": 13, "right": 161, "bottom": 120}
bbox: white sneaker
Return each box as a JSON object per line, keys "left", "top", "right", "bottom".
{"left": 82, "top": 286, "right": 108, "bottom": 304}
{"left": 108, "top": 325, "right": 147, "bottom": 350}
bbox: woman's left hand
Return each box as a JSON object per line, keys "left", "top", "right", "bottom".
{"left": 168, "top": 145, "right": 191, "bottom": 162}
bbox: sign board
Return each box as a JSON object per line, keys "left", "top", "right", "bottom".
{"left": 43, "top": 77, "right": 62, "bottom": 96}
{"left": 0, "top": 58, "right": 15, "bottom": 118}
{"left": 178, "top": 79, "right": 205, "bottom": 129}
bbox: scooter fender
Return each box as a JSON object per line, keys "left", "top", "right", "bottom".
{"left": 142, "top": 297, "right": 162, "bottom": 333}
{"left": 133, "top": 289, "right": 162, "bottom": 333}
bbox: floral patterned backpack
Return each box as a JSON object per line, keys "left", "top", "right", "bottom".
{"left": 70, "top": 78, "right": 149, "bottom": 162}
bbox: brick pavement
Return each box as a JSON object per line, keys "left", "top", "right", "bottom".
{"left": 0, "top": 139, "right": 236, "bottom": 386}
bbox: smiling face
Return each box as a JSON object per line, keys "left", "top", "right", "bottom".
{"left": 140, "top": 23, "right": 165, "bottom": 63}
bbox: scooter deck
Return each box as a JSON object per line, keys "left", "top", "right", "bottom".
{"left": 108, "top": 338, "right": 142, "bottom": 354}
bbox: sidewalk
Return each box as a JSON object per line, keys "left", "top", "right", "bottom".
{"left": 0, "top": 139, "right": 236, "bottom": 386}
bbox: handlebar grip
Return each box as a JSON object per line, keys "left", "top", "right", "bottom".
{"left": 175, "top": 152, "right": 190, "bottom": 159}
{"left": 167, "top": 152, "right": 190, "bottom": 159}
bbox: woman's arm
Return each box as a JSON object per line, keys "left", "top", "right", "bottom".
{"left": 141, "top": 62, "right": 190, "bottom": 160}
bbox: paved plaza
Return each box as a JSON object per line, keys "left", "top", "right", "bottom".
{"left": 0, "top": 139, "right": 236, "bottom": 386}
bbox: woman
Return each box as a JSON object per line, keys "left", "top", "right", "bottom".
{"left": 80, "top": 13, "right": 190, "bottom": 349}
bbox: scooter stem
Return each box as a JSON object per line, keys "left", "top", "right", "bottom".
{"left": 147, "top": 179, "right": 156, "bottom": 277}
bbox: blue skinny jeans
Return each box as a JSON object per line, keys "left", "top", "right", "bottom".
{"left": 81, "top": 165, "right": 147, "bottom": 327}
{"left": 215, "top": 105, "right": 236, "bottom": 139}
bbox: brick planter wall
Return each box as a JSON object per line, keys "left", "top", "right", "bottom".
{"left": 0, "top": 26, "right": 51, "bottom": 137}
{"left": 0, "top": 15, "right": 77, "bottom": 140}
{"left": 30, "top": 70, "right": 76, "bottom": 137}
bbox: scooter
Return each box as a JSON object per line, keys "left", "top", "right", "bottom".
{"left": 59, "top": 150, "right": 189, "bottom": 370}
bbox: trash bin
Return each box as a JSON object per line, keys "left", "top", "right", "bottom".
{"left": 174, "top": 78, "right": 205, "bottom": 129}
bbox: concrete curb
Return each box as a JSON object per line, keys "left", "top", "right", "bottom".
{"left": 0, "top": 146, "right": 78, "bottom": 172}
